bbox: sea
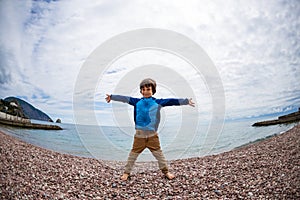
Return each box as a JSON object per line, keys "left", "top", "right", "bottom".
{"left": 0, "top": 117, "right": 298, "bottom": 162}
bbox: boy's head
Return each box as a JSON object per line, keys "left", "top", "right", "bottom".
{"left": 140, "top": 78, "right": 156, "bottom": 96}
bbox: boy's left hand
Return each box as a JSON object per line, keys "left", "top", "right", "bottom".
{"left": 188, "top": 98, "right": 195, "bottom": 107}
{"left": 105, "top": 94, "right": 111, "bottom": 103}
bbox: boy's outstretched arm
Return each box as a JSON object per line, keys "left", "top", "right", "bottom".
{"left": 105, "top": 94, "right": 140, "bottom": 105}
{"left": 157, "top": 98, "right": 196, "bottom": 107}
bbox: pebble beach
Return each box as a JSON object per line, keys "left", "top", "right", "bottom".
{"left": 1, "top": 125, "right": 299, "bottom": 199}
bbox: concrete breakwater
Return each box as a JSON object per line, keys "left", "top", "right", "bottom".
{"left": 253, "top": 108, "right": 300, "bottom": 126}
{"left": 0, "top": 112, "right": 62, "bottom": 130}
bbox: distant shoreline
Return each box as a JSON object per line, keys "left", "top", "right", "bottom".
{"left": 0, "top": 118, "right": 62, "bottom": 130}
{"left": 0, "top": 111, "right": 62, "bottom": 130}
{"left": 253, "top": 108, "right": 300, "bottom": 126}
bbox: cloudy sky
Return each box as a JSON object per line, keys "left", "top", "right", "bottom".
{"left": 0, "top": 0, "right": 299, "bottom": 125}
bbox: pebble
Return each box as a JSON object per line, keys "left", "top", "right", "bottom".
{"left": 0, "top": 125, "right": 300, "bottom": 199}
{"left": 214, "top": 189, "right": 222, "bottom": 195}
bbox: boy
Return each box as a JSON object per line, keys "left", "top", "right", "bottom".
{"left": 105, "top": 78, "right": 195, "bottom": 180}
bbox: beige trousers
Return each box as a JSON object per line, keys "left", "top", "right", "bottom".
{"left": 124, "top": 130, "right": 169, "bottom": 174}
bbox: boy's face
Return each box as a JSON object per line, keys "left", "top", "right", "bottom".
{"left": 140, "top": 86, "right": 153, "bottom": 98}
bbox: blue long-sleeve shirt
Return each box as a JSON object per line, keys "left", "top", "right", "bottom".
{"left": 110, "top": 95, "right": 189, "bottom": 131}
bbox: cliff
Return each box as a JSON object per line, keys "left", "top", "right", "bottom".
{"left": 0, "top": 97, "right": 62, "bottom": 130}
{"left": 2, "top": 97, "right": 53, "bottom": 122}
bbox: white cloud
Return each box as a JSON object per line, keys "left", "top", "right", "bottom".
{"left": 0, "top": 0, "right": 299, "bottom": 124}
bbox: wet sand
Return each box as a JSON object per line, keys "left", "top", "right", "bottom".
{"left": 1, "top": 125, "right": 299, "bottom": 199}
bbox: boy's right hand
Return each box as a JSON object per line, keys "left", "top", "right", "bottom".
{"left": 105, "top": 94, "right": 111, "bottom": 103}
{"left": 188, "top": 98, "right": 195, "bottom": 107}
